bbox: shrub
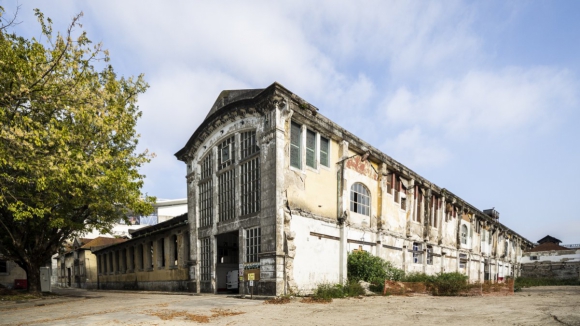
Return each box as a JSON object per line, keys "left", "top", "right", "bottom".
{"left": 343, "top": 281, "right": 366, "bottom": 297}
{"left": 311, "top": 281, "right": 366, "bottom": 301}
{"left": 403, "top": 272, "right": 434, "bottom": 283}
{"left": 428, "top": 272, "right": 469, "bottom": 296}
{"left": 347, "top": 251, "right": 404, "bottom": 283}
{"left": 312, "top": 283, "right": 343, "bottom": 301}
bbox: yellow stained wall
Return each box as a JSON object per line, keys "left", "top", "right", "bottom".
{"left": 286, "top": 137, "right": 340, "bottom": 219}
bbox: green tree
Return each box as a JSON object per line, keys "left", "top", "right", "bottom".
{"left": 0, "top": 7, "right": 154, "bottom": 292}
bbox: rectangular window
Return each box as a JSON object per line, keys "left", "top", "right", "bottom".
{"left": 199, "top": 180, "right": 213, "bottom": 227}
{"left": 0, "top": 260, "right": 7, "bottom": 273}
{"left": 241, "top": 131, "right": 258, "bottom": 159}
{"left": 306, "top": 129, "right": 317, "bottom": 168}
{"left": 245, "top": 227, "right": 261, "bottom": 263}
{"left": 218, "top": 136, "right": 235, "bottom": 170}
{"left": 218, "top": 169, "right": 235, "bottom": 221}
{"left": 394, "top": 177, "right": 400, "bottom": 203}
{"left": 200, "top": 238, "right": 211, "bottom": 281}
{"left": 241, "top": 156, "right": 260, "bottom": 215}
{"left": 320, "top": 136, "right": 329, "bottom": 167}
{"left": 128, "top": 246, "right": 134, "bottom": 271}
{"left": 171, "top": 235, "right": 179, "bottom": 266}
{"left": 200, "top": 152, "right": 212, "bottom": 180}
{"left": 530, "top": 256, "right": 539, "bottom": 261}
{"left": 412, "top": 242, "right": 422, "bottom": 264}
{"left": 386, "top": 174, "right": 392, "bottom": 194}
{"left": 158, "top": 239, "right": 165, "bottom": 268}
{"left": 427, "top": 246, "right": 433, "bottom": 265}
{"left": 149, "top": 241, "right": 154, "bottom": 269}
{"left": 290, "top": 122, "right": 302, "bottom": 168}
{"left": 137, "top": 244, "right": 144, "bottom": 270}
{"left": 401, "top": 197, "right": 406, "bottom": 210}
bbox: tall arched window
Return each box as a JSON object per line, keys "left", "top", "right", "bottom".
{"left": 350, "top": 183, "right": 370, "bottom": 216}
{"left": 461, "top": 224, "right": 468, "bottom": 244}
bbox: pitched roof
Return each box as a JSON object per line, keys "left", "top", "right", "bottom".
{"left": 526, "top": 241, "right": 572, "bottom": 252}
{"left": 537, "top": 235, "right": 562, "bottom": 244}
{"left": 81, "top": 237, "right": 126, "bottom": 250}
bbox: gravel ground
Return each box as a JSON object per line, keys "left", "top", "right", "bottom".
{"left": 1, "top": 286, "right": 579, "bottom": 325}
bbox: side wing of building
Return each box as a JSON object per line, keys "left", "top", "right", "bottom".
{"left": 176, "top": 82, "right": 534, "bottom": 296}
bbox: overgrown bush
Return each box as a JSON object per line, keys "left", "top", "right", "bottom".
{"left": 428, "top": 272, "right": 469, "bottom": 296}
{"left": 312, "top": 281, "right": 365, "bottom": 300}
{"left": 347, "top": 251, "right": 404, "bottom": 283}
{"left": 515, "top": 277, "right": 580, "bottom": 288}
{"left": 403, "top": 272, "right": 434, "bottom": 283}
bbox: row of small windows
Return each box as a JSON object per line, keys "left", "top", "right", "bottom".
{"left": 290, "top": 121, "right": 330, "bottom": 169}
{"left": 97, "top": 234, "right": 186, "bottom": 275}
{"left": 198, "top": 131, "right": 261, "bottom": 228}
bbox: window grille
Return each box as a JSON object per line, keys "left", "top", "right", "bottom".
{"left": 241, "top": 131, "right": 258, "bottom": 159}
{"left": 200, "top": 153, "right": 213, "bottom": 180}
{"left": 245, "top": 227, "right": 261, "bottom": 263}
{"left": 218, "top": 169, "right": 235, "bottom": 221}
{"left": 427, "top": 246, "right": 433, "bottom": 265}
{"left": 320, "top": 136, "right": 329, "bottom": 167}
{"left": 199, "top": 180, "right": 213, "bottom": 227}
{"left": 241, "top": 156, "right": 260, "bottom": 215}
{"left": 413, "top": 242, "right": 422, "bottom": 264}
{"left": 200, "top": 238, "right": 211, "bottom": 281}
{"left": 218, "top": 136, "right": 235, "bottom": 170}
{"left": 290, "top": 122, "right": 302, "bottom": 168}
{"left": 306, "top": 129, "right": 317, "bottom": 168}
{"left": 350, "top": 183, "right": 370, "bottom": 216}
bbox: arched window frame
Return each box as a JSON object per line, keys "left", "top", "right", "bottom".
{"left": 461, "top": 224, "right": 468, "bottom": 245}
{"left": 350, "top": 182, "right": 371, "bottom": 216}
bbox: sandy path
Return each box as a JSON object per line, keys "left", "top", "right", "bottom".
{"left": 1, "top": 286, "right": 578, "bottom": 325}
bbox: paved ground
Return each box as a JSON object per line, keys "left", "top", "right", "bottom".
{"left": 1, "top": 286, "right": 579, "bottom": 325}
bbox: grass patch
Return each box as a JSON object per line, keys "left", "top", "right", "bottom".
{"left": 515, "top": 277, "right": 580, "bottom": 288}
{"left": 310, "top": 280, "right": 365, "bottom": 301}
{"left": 264, "top": 296, "right": 291, "bottom": 304}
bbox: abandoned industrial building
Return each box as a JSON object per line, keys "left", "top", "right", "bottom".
{"left": 94, "top": 82, "right": 534, "bottom": 296}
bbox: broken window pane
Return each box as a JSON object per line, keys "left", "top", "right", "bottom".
{"left": 241, "top": 131, "right": 258, "bottom": 159}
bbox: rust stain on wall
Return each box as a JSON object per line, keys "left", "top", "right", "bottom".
{"left": 345, "top": 156, "right": 378, "bottom": 180}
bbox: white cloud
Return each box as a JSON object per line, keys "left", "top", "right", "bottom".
{"left": 382, "top": 126, "right": 451, "bottom": 169}
{"left": 383, "top": 67, "right": 577, "bottom": 138}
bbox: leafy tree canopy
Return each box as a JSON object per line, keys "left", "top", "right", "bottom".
{"left": 0, "top": 7, "right": 155, "bottom": 292}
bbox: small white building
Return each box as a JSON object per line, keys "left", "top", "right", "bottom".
{"left": 521, "top": 235, "right": 580, "bottom": 280}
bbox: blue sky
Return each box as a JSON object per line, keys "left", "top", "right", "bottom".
{"left": 3, "top": 1, "right": 579, "bottom": 244}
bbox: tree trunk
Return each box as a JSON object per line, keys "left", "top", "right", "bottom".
{"left": 25, "top": 262, "right": 42, "bottom": 293}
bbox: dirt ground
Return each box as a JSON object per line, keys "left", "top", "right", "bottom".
{"left": 1, "top": 286, "right": 579, "bottom": 325}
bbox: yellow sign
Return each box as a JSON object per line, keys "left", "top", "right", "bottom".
{"left": 248, "top": 273, "right": 255, "bottom": 281}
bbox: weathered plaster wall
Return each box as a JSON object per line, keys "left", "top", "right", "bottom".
{"left": 0, "top": 259, "right": 27, "bottom": 288}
